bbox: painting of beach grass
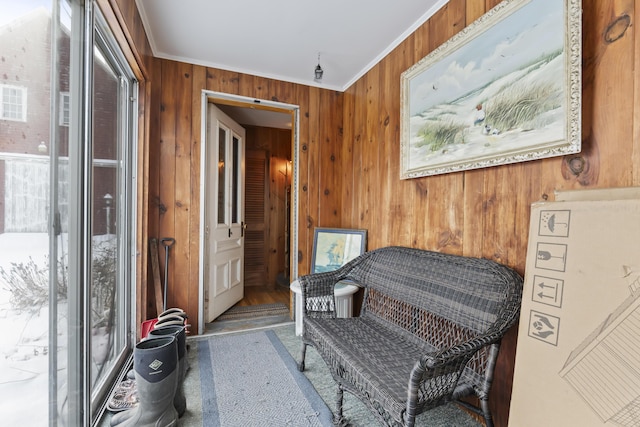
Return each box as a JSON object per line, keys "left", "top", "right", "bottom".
{"left": 400, "top": 0, "right": 581, "bottom": 179}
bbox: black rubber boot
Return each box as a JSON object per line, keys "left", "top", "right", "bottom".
{"left": 148, "top": 325, "right": 187, "bottom": 417}
{"left": 110, "top": 336, "right": 178, "bottom": 427}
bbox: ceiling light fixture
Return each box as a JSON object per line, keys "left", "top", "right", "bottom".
{"left": 314, "top": 53, "right": 323, "bottom": 82}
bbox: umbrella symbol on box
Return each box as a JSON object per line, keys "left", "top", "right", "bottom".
{"left": 540, "top": 211, "right": 570, "bottom": 236}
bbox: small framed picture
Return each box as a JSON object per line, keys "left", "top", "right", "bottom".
{"left": 310, "top": 228, "right": 367, "bottom": 273}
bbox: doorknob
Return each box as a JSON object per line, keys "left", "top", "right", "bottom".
{"left": 241, "top": 221, "right": 247, "bottom": 237}
{"left": 228, "top": 228, "right": 232, "bottom": 238}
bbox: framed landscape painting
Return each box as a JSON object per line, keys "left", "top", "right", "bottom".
{"left": 400, "top": 0, "right": 582, "bottom": 179}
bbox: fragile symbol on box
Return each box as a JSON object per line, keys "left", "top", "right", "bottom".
{"left": 535, "top": 242, "right": 568, "bottom": 272}
{"left": 528, "top": 310, "right": 560, "bottom": 346}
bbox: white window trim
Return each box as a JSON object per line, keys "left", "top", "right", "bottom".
{"left": 1, "top": 84, "right": 28, "bottom": 122}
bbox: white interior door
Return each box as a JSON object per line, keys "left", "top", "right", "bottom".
{"left": 204, "top": 104, "right": 245, "bottom": 322}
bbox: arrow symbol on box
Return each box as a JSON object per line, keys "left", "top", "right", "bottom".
{"left": 537, "top": 282, "right": 554, "bottom": 289}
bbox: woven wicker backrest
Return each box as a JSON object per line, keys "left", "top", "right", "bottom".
{"left": 343, "top": 246, "right": 522, "bottom": 336}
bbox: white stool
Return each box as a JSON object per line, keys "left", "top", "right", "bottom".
{"left": 290, "top": 279, "right": 359, "bottom": 336}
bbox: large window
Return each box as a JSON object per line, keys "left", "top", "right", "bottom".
{"left": 0, "top": 1, "right": 138, "bottom": 425}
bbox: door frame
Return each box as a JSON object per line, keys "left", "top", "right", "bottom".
{"left": 198, "top": 90, "right": 300, "bottom": 334}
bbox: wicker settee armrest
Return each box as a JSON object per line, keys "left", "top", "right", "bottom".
{"left": 405, "top": 327, "right": 507, "bottom": 418}
{"left": 298, "top": 263, "right": 356, "bottom": 318}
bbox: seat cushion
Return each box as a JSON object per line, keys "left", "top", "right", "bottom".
{"left": 305, "top": 316, "right": 437, "bottom": 423}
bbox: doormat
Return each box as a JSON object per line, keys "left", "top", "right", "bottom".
{"left": 216, "top": 303, "right": 290, "bottom": 321}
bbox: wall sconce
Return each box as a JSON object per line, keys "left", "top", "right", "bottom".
{"left": 314, "top": 53, "right": 323, "bottom": 82}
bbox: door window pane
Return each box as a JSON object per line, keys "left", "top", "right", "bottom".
{"left": 217, "top": 127, "right": 227, "bottom": 225}
{"left": 232, "top": 135, "right": 240, "bottom": 224}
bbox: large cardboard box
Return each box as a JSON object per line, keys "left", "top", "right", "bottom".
{"left": 509, "top": 189, "right": 640, "bottom": 426}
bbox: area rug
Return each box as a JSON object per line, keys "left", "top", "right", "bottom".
{"left": 216, "top": 303, "right": 290, "bottom": 321}
{"left": 197, "top": 330, "right": 333, "bottom": 426}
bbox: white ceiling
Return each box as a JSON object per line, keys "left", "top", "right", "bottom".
{"left": 136, "top": 0, "right": 448, "bottom": 92}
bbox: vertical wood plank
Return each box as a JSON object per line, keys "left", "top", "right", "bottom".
{"left": 206, "top": 68, "right": 240, "bottom": 94}
{"left": 341, "top": 88, "right": 356, "bottom": 227}
{"left": 295, "top": 84, "right": 311, "bottom": 276}
{"left": 306, "top": 87, "right": 320, "bottom": 266}
{"left": 170, "top": 61, "right": 193, "bottom": 312}
{"left": 318, "top": 89, "right": 342, "bottom": 228}
{"left": 361, "top": 67, "right": 380, "bottom": 247}
{"left": 634, "top": 0, "right": 640, "bottom": 187}
{"left": 147, "top": 58, "right": 162, "bottom": 317}
{"left": 157, "top": 60, "right": 177, "bottom": 313}
{"left": 461, "top": 0, "right": 489, "bottom": 260}
{"left": 187, "top": 64, "right": 206, "bottom": 333}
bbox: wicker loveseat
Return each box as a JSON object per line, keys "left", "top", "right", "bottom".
{"left": 297, "top": 246, "right": 523, "bottom": 427}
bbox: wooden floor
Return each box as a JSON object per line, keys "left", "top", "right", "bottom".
{"left": 236, "top": 285, "right": 291, "bottom": 307}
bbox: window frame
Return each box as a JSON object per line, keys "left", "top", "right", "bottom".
{"left": 1, "top": 84, "right": 28, "bottom": 121}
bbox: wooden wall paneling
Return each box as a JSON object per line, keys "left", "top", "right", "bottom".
{"left": 351, "top": 78, "right": 367, "bottom": 235}
{"left": 436, "top": 175, "right": 465, "bottom": 254}
{"left": 206, "top": 68, "right": 240, "bottom": 94}
{"left": 104, "top": 0, "right": 150, "bottom": 79}
{"left": 294, "top": 84, "right": 311, "bottom": 276}
{"left": 270, "top": 79, "right": 295, "bottom": 104}
{"left": 318, "top": 90, "right": 343, "bottom": 229}
{"left": 409, "top": 178, "right": 430, "bottom": 248}
{"left": 187, "top": 64, "right": 206, "bottom": 332}
{"left": 460, "top": 0, "right": 489, "bottom": 260}
{"left": 158, "top": 60, "right": 178, "bottom": 310}
{"left": 465, "top": 0, "right": 486, "bottom": 27}
{"left": 147, "top": 58, "right": 162, "bottom": 318}
{"left": 388, "top": 36, "right": 416, "bottom": 248}
{"left": 479, "top": 164, "right": 508, "bottom": 264}
{"left": 409, "top": 12, "right": 429, "bottom": 63}
{"left": 414, "top": 1, "right": 464, "bottom": 254}
{"left": 486, "top": 163, "right": 523, "bottom": 427}
{"left": 340, "top": 89, "right": 356, "bottom": 227}
{"left": 239, "top": 74, "right": 266, "bottom": 101}
{"left": 428, "top": 0, "right": 465, "bottom": 53}
{"left": 486, "top": 0, "right": 503, "bottom": 12}
{"left": 512, "top": 162, "right": 541, "bottom": 273}
{"left": 170, "top": 61, "right": 193, "bottom": 312}
{"left": 361, "top": 67, "right": 381, "bottom": 247}
{"left": 583, "top": 0, "right": 634, "bottom": 188}
{"left": 403, "top": 22, "right": 430, "bottom": 250}
{"left": 461, "top": 168, "right": 486, "bottom": 258}
{"left": 304, "top": 87, "right": 321, "bottom": 272}
{"left": 270, "top": 129, "right": 291, "bottom": 286}
{"left": 377, "top": 56, "right": 396, "bottom": 247}
{"left": 635, "top": 0, "right": 640, "bottom": 187}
